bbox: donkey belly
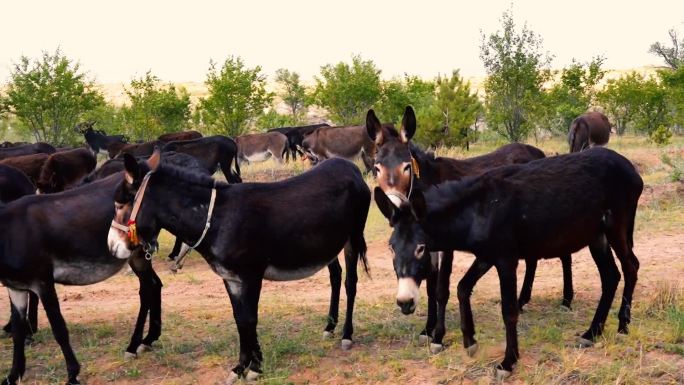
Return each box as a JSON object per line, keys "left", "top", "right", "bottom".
{"left": 53, "top": 258, "right": 128, "bottom": 285}
{"left": 263, "top": 262, "right": 330, "bottom": 281}
{"left": 245, "top": 151, "right": 272, "bottom": 162}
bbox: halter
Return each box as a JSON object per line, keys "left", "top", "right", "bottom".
{"left": 110, "top": 171, "right": 218, "bottom": 262}
{"left": 385, "top": 153, "right": 420, "bottom": 207}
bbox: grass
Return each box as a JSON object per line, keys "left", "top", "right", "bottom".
{"left": 1, "top": 134, "right": 684, "bottom": 384}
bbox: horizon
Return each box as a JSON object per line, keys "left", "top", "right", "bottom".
{"left": 1, "top": 1, "right": 683, "bottom": 85}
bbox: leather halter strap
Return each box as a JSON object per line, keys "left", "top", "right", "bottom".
{"left": 386, "top": 153, "right": 420, "bottom": 207}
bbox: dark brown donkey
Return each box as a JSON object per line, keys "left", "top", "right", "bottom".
{"left": 36, "top": 148, "right": 97, "bottom": 194}
{"left": 158, "top": 130, "right": 203, "bottom": 142}
{"left": 302, "top": 123, "right": 392, "bottom": 173}
{"left": 235, "top": 132, "right": 289, "bottom": 164}
{"left": 568, "top": 111, "right": 611, "bottom": 152}
{"left": 113, "top": 140, "right": 165, "bottom": 159}
{"left": 367, "top": 107, "right": 565, "bottom": 352}
{"left": 375, "top": 147, "right": 642, "bottom": 379}
{"left": 0, "top": 153, "right": 49, "bottom": 186}
{"left": 0, "top": 142, "right": 55, "bottom": 161}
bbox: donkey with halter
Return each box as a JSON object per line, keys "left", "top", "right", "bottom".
{"left": 375, "top": 147, "right": 642, "bottom": 379}
{"left": 109, "top": 151, "right": 370, "bottom": 383}
{"left": 367, "top": 107, "right": 560, "bottom": 352}
{"left": 0, "top": 170, "right": 173, "bottom": 384}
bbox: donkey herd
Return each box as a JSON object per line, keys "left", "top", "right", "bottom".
{"left": 0, "top": 107, "right": 642, "bottom": 384}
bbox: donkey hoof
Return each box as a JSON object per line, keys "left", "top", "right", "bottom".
{"left": 466, "top": 343, "right": 479, "bottom": 357}
{"left": 221, "top": 371, "right": 240, "bottom": 385}
{"left": 418, "top": 334, "right": 431, "bottom": 344}
{"left": 495, "top": 368, "right": 512, "bottom": 382}
{"left": 123, "top": 351, "right": 137, "bottom": 360}
{"left": 136, "top": 344, "right": 152, "bottom": 354}
{"left": 245, "top": 370, "right": 261, "bottom": 382}
{"left": 575, "top": 336, "right": 594, "bottom": 348}
{"left": 341, "top": 339, "right": 353, "bottom": 350}
{"left": 429, "top": 343, "right": 444, "bottom": 354}
{"left": 322, "top": 330, "right": 334, "bottom": 339}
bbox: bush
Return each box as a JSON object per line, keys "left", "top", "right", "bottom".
{"left": 650, "top": 125, "right": 673, "bottom": 145}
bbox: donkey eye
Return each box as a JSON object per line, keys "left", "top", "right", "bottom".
{"left": 115, "top": 203, "right": 124, "bottom": 210}
{"left": 374, "top": 165, "right": 381, "bottom": 174}
{"left": 415, "top": 244, "right": 426, "bottom": 259}
{"left": 403, "top": 164, "right": 411, "bottom": 173}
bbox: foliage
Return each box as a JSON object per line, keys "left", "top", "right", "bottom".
{"left": 122, "top": 71, "right": 191, "bottom": 141}
{"left": 660, "top": 152, "right": 683, "bottom": 182}
{"left": 650, "top": 125, "right": 673, "bottom": 146}
{"left": 374, "top": 75, "right": 435, "bottom": 124}
{"left": 80, "top": 103, "right": 127, "bottom": 136}
{"left": 4, "top": 48, "right": 105, "bottom": 145}
{"left": 255, "top": 109, "right": 298, "bottom": 131}
{"left": 597, "top": 72, "right": 644, "bottom": 135}
{"left": 658, "top": 66, "right": 684, "bottom": 132}
{"left": 649, "top": 28, "right": 684, "bottom": 70}
{"left": 631, "top": 76, "right": 669, "bottom": 134}
{"left": 413, "top": 71, "right": 483, "bottom": 149}
{"left": 274, "top": 68, "right": 307, "bottom": 120}
{"left": 480, "top": 10, "right": 553, "bottom": 142}
{"left": 541, "top": 57, "right": 605, "bottom": 134}
{"left": 311, "top": 55, "right": 382, "bottom": 125}
{"left": 198, "top": 56, "right": 273, "bottom": 137}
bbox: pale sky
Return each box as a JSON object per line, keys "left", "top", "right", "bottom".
{"left": 1, "top": 0, "right": 683, "bottom": 84}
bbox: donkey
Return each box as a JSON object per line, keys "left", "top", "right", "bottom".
{"left": 302, "top": 123, "right": 390, "bottom": 173}
{"left": 75, "top": 121, "right": 128, "bottom": 156}
{"left": 235, "top": 132, "right": 289, "bottom": 165}
{"left": 0, "top": 153, "right": 50, "bottom": 186}
{"left": 0, "top": 173, "right": 170, "bottom": 385}
{"left": 0, "top": 142, "right": 56, "bottom": 161}
{"left": 162, "top": 135, "right": 242, "bottom": 183}
{"left": 109, "top": 151, "right": 370, "bottom": 383}
{"left": 268, "top": 123, "right": 330, "bottom": 161}
{"left": 158, "top": 130, "right": 202, "bottom": 142}
{"left": 375, "top": 147, "right": 642, "bottom": 379}
{"left": 0, "top": 165, "right": 39, "bottom": 339}
{"left": 568, "top": 111, "right": 611, "bottom": 152}
{"left": 36, "top": 148, "right": 97, "bottom": 194}
{"left": 367, "top": 107, "right": 557, "bottom": 350}
{"left": 113, "top": 140, "right": 165, "bottom": 159}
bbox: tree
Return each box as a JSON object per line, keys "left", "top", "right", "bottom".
{"left": 122, "top": 71, "right": 191, "bottom": 140}
{"left": 198, "top": 56, "right": 273, "bottom": 137}
{"left": 312, "top": 55, "right": 382, "bottom": 125}
{"left": 255, "top": 109, "right": 298, "bottom": 131}
{"left": 543, "top": 57, "right": 605, "bottom": 134}
{"left": 4, "top": 48, "right": 105, "bottom": 145}
{"left": 275, "top": 68, "right": 307, "bottom": 120}
{"left": 630, "top": 76, "right": 669, "bottom": 134}
{"left": 658, "top": 66, "right": 684, "bottom": 132}
{"left": 375, "top": 74, "right": 435, "bottom": 124}
{"left": 480, "top": 10, "right": 552, "bottom": 142}
{"left": 413, "top": 71, "right": 483, "bottom": 149}
{"left": 649, "top": 28, "right": 683, "bottom": 70}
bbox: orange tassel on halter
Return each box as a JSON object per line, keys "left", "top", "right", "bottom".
{"left": 411, "top": 156, "right": 420, "bottom": 179}
{"left": 127, "top": 220, "right": 139, "bottom": 246}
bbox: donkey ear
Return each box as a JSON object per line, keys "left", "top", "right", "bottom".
{"left": 147, "top": 147, "right": 162, "bottom": 172}
{"left": 123, "top": 153, "right": 140, "bottom": 185}
{"left": 400, "top": 106, "right": 417, "bottom": 143}
{"left": 374, "top": 186, "right": 398, "bottom": 226}
{"left": 366, "top": 109, "right": 384, "bottom": 145}
{"left": 409, "top": 189, "right": 427, "bottom": 222}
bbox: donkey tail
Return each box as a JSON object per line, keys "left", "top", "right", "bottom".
{"left": 351, "top": 231, "right": 370, "bottom": 277}
{"left": 232, "top": 153, "right": 241, "bottom": 182}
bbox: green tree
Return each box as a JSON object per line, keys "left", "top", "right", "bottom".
{"left": 198, "top": 56, "right": 273, "bottom": 137}
{"left": 275, "top": 68, "right": 307, "bottom": 120}
{"left": 312, "top": 55, "right": 382, "bottom": 124}
{"left": 375, "top": 74, "right": 435, "bottom": 124}
{"left": 543, "top": 57, "right": 605, "bottom": 134}
{"left": 658, "top": 66, "right": 684, "bottom": 132}
{"left": 122, "top": 71, "right": 191, "bottom": 140}
{"left": 631, "top": 76, "right": 669, "bottom": 134}
{"left": 649, "top": 28, "right": 683, "bottom": 70}
{"left": 480, "top": 10, "right": 552, "bottom": 142}
{"left": 255, "top": 109, "right": 298, "bottom": 131}
{"left": 4, "top": 48, "right": 105, "bottom": 145}
{"left": 414, "top": 71, "right": 483, "bottom": 149}
{"left": 81, "top": 103, "right": 127, "bottom": 136}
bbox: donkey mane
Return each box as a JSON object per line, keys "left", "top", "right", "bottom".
{"left": 157, "top": 162, "right": 229, "bottom": 189}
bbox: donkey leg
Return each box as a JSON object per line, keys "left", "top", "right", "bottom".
{"left": 560, "top": 254, "right": 574, "bottom": 309}
{"left": 124, "top": 257, "right": 151, "bottom": 358}
{"left": 167, "top": 237, "right": 183, "bottom": 261}
{"left": 324, "top": 259, "right": 342, "bottom": 337}
{"left": 128, "top": 255, "right": 163, "bottom": 354}
{"left": 38, "top": 282, "right": 81, "bottom": 385}
{"left": 494, "top": 258, "right": 520, "bottom": 379}
{"left": 431, "top": 251, "right": 454, "bottom": 354}
{"left": 2, "top": 291, "right": 38, "bottom": 340}
{"left": 579, "top": 235, "right": 620, "bottom": 346}
{"left": 3, "top": 289, "right": 29, "bottom": 385}
{"left": 518, "top": 258, "right": 537, "bottom": 311}
{"left": 457, "top": 258, "right": 492, "bottom": 356}
{"left": 340, "top": 242, "right": 358, "bottom": 350}
{"left": 222, "top": 273, "right": 263, "bottom": 384}
{"left": 420, "top": 253, "right": 439, "bottom": 344}
{"left": 606, "top": 228, "right": 639, "bottom": 334}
